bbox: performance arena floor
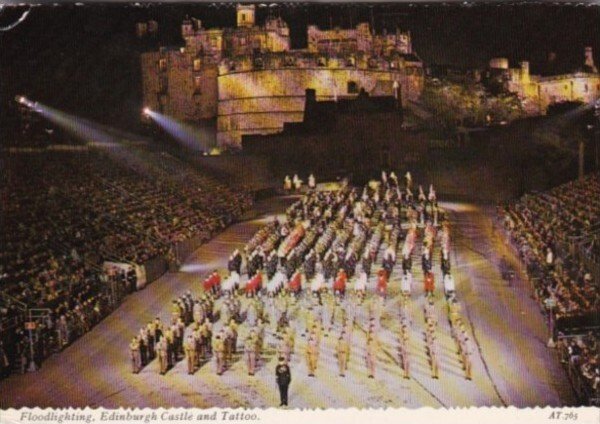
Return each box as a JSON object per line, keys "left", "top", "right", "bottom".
{"left": 0, "top": 196, "right": 577, "bottom": 408}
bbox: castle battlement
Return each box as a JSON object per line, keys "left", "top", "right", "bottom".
{"left": 306, "top": 22, "right": 412, "bottom": 55}
{"left": 217, "top": 51, "right": 423, "bottom": 76}
{"left": 535, "top": 72, "right": 600, "bottom": 83}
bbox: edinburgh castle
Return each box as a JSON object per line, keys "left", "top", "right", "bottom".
{"left": 140, "top": 4, "right": 424, "bottom": 148}
{"left": 140, "top": 4, "right": 599, "bottom": 149}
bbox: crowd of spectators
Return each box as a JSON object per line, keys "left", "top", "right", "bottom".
{"left": 502, "top": 173, "right": 600, "bottom": 321}
{"left": 501, "top": 172, "right": 600, "bottom": 404}
{"left": 0, "top": 146, "right": 252, "bottom": 378}
{"left": 558, "top": 333, "right": 600, "bottom": 405}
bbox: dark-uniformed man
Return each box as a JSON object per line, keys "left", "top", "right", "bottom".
{"left": 275, "top": 357, "right": 291, "bottom": 407}
{"left": 138, "top": 328, "right": 148, "bottom": 366}
{"left": 146, "top": 322, "right": 156, "bottom": 361}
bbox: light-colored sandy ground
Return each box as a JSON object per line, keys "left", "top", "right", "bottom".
{"left": 0, "top": 197, "right": 576, "bottom": 408}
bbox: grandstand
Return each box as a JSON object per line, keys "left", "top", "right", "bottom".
{"left": 0, "top": 145, "right": 252, "bottom": 376}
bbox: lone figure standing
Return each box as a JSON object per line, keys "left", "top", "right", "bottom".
{"left": 275, "top": 357, "right": 291, "bottom": 407}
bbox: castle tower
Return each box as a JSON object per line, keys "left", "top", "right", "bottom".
{"left": 237, "top": 4, "right": 255, "bottom": 28}
{"left": 584, "top": 47, "right": 598, "bottom": 73}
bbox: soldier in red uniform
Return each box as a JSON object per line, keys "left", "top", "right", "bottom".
{"left": 424, "top": 271, "right": 435, "bottom": 297}
{"left": 288, "top": 270, "right": 302, "bottom": 297}
{"left": 333, "top": 269, "right": 347, "bottom": 297}
{"left": 246, "top": 271, "right": 263, "bottom": 297}
{"left": 211, "top": 271, "right": 222, "bottom": 295}
{"left": 203, "top": 275, "right": 212, "bottom": 292}
{"left": 203, "top": 271, "right": 221, "bottom": 295}
{"left": 376, "top": 268, "right": 388, "bottom": 299}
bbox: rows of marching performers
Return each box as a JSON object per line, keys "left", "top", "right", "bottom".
{"left": 128, "top": 173, "right": 475, "bottom": 384}
{"left": 226, "top": 175, "right": 446, "bottom": 299}
{"left": 128, "top": 285, "right": 475, "bottom": 382}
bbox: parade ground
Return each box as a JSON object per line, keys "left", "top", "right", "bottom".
{"left": 0, "top": 196, "right": 577, "bottom": 409}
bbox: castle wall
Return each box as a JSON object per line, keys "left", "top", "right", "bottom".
{"left": 142, "top": 48, "right": 425, "bottom": 149}
{"left": 141, "top": 51, "right": 161, "bottom": 114}
{"left": 242, "top": 109, "right": 427, "bottom": 183}
{"left": 263, "top": 30, "right": 290, "bottom": 53}
{"left": 221, "top": 29, "right": 290, "bottom": 57}
{"left": 140, "top": 50, "right": 219, "bottom": 123}
{"left": 538, "top": 75, "right": 600, "bottom": 109}
{"left": 183, "top": 29, "right": 224, "bottom": 61}
{"left": 217, "top": 66, "right": 423, "bottom": 147}
{"left": 507, "top": 72, "right": 600, "bottom": 114}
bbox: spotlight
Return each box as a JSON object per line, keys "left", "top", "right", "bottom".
{"left": 143, "top": 107, "right": 151, "bottom": 116}
{"left": 15, "top": 95, "right": 26, "bottom": 104}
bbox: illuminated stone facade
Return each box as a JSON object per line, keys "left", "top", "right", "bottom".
{"left": 490, "top": 48, "right": 600, "bottom": 115}
{"left": 307, "top": 23, "right": 413, "bottom": 56}
{"left": 140, "top": 4, "right": 424, "bottom": 148}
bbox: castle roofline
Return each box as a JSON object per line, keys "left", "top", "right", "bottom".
{"left": 535, "top": 71, "right": 600, "bottom": 82}
{"left": 306, "top": 21, "right": 408, "bottom": 35}
{"left": 221, "top": 25, "right": 285, "bottom": 34}
{"left": 183, "top": 17, "right": 288, "bottom": 37}
{"left": 221, "top": 50, "right": 422, "bottom": 60}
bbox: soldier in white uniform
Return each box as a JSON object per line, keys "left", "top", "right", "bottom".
{"left": 244, "top": 334, "right": 257, "bottom": 376}
{"left": 401, "top": 272, "right": 412, "bottom": 297}
{"left": 130, "top": 336, "right": 142, "bottom": 374}
{"left": 311, "top": 270, "right": 325, "bottom": 295}
{"left": 443, "top": 273, "right": 456, "bottom": 298}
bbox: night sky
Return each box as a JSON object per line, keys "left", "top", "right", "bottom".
{"left": 1, "top": 3, "right": 599, "bottom": 131}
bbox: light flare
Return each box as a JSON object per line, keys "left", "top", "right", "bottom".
{"left": 144, "top": 109, "right": 210, "bottom": 151}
